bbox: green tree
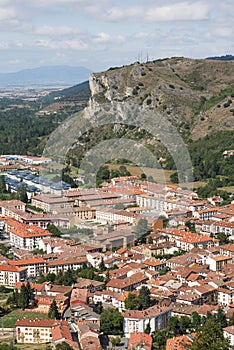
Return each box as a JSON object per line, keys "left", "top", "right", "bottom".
{"left": 191, "top": 312, "right": 201, "bottom": 331}
{"left": 125, "top": 293, "right": 140, "bottom": 310}
{"left": 6, "top": 292, "right": 17, "bottom": 307}
{"left": 148, "top": 176, "right": 155, "bottom": 183}
{"left": 63, "top": 268, "right": 74, "bottom": 286}
{"left": 119, "top": 165, "right": 130, "bottom": 175}
{"left": 47, "top": 224, "right": 62, "bottom": 237}
{"left": 48, "top": 299, "right": 59, "bottom": 319}
{"left": 99, "top": 258, "right": 106, "bottom": 272}
{"left": 100, "top": 307, "right": 123, "bottom": 335}
{"left": 215, "top": 307, "right": 227, "bottom": 328}
{"left": 168, "top": 316, "right": 181, "bottom": 335}
{"left": 96, "top": 302, "right": 103, "bottom": 314}
{"left": 135, "top": 218, "right": 150, "bottom": 239}
{"left": 110, "top": 336, "right": 121, "bottom": 348}
{"left": 152, "top": 329, "right": 168, "bottom": 349}
{"left": 17, "top": 184, "right": 28, "bottom": 203}
{"left": 55, "top": 342, "right": 74, "bottom": 350}
{"left": 140, "top": 173, "right": 147, "bottom": 180}
{"left": 26, "top": 282, "right": 35, "bottom": 305}
{"left": 104, "top": 270, "right": 110, "bottom": 287}
{"left": 46, "top": 272, "right": 56, "bottom": 283}
{"left": 0, "top": 176, "right": 6, "bottom": 194}
{"left": 185, "top": 221, "right": 196, "bottom": 233}
{"left": 138, "top": 286, "right": 151, "bottom": 310}
{"left": 54, "top": 270, "right": 64, "bottom": 285}
{"left": 217, "top": 232, "right": 229, "bottom": 245}
{"left": 144, "top": 322, "right": 151, "bottom": 334}
{"left": 170, "top": 172, "right": 179, "bottom": 183}
{"left": 187, "top": 318, "right": 229, "bottom": 350}
{"left": 97, "top": 165, "right": 110, "bottom": 186}
{"left": 148, "top": 235, "right": 153, "bottom": 244}
{"left": 18, "top": 284, "right": 31, "bottom": 309}
{"left": 179, "top": 316, "right": 191, "bottom": 334}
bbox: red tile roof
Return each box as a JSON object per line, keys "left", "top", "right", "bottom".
{"left": 129, "top": 332, "right": 153, "bottom": 349}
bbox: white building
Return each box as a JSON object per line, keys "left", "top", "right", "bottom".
{"left": 0, "top": 264, "right": 27, "bottom": 286}
{"left": 8, "top": 257, "right": 46, "bottom": 277}
{"left": 123, "top": 305, "right": 172, "bottom": 337}
{"left": 223, "top": 325, "right": 234, "bottom": 346}
{"left": 9, "top": 224, "right": 51, "bottom": 251}
{"left": 15, "top": 318, "right": 66, "bottom": 344}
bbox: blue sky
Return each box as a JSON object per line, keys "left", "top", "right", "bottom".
{"left": 0, "top": 0, "right": 233, "bottom": 73}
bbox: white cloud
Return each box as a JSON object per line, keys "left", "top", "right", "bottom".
{"left": 30, "top": 0, "right": 78, "bottom": 5}
{"left": 100, "top": 1, "right": 210, "bottom": 22}
{"left": 34, "top": 25, "right": 78, "bottom": 37}
{"left": 28, "top": 0, "right": 104, "bottom": 8}
{"left": 35, "top": 38, "right": 88, "bottom": 50}
{"left": 146, "top": 2, "right": 210, "bottom": 21}
{"left": 0, "top": 5, "right": 17, "bottom": 21}
{"left": 0, "top": 40, "right": 9, "bottom": 49}
{"left": 213, "top": 27, "right": 233, "bottom": 38}
{"left": 65, "top": 39, "right": 88, "bottom": 50}
{"left": 0, "top": 0, "right": 11, "bottom": 5}
{"left": 105, "top": 6, "right": 142, "bottom": 21}
{"left": 93, "top": 32, "right": 111, "bottom": 44}
{"left": 133, "top": 32, "right": 153, "bottom": 40}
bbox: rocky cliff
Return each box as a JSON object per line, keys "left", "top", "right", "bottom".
{"left": 88, "top": 57, "right": 234, "bottom": 140}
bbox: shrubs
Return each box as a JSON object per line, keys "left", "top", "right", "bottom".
{"left": 223, "top": 99, "right": 232, "bottom": 108}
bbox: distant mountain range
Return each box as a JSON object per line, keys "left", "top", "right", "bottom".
{"left": 0, "top": 65, "right": 92, "bottom": 87}
{"left": 207, "top": 54, "right": 234, "bottom": 61}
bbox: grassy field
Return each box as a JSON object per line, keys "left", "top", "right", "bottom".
{"left": 219, "top": 186, "right": 234, "bottom": 194}
{"left": 17, "top": 343, "right": 51, "bottom": 350}
{"left": 107, "top": 163, "right": 174, "bottom": 183}
{"left": 0, "top": 338, "right": 51, "bottom": 350}
{"left": 2, "top": 310, "right": 49, "bottom": 328}
{"left": 180, "top": 181, "right": 207, "bottom": 189}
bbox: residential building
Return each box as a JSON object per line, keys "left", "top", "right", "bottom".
{"left": 0, "top": 264, "right": 27, "bottom": 286}
{"left": 123, "top": 305, "right": 172, "bottom": 337}
{"left": 128, "top": 332, "right": 153, "bottom": 350}
{"left": 223, "top": 325, "right": 234, "bottom": 346}
{"left": 15, "top": 318, "right": 68, "bottom": 344}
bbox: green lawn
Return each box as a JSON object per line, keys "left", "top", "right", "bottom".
{"left": 2, "top": 310, "right": 49, "bottom": 328}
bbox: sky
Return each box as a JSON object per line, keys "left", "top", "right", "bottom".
{"left": 0, "top": 0, "right": 233, "bottom": 73}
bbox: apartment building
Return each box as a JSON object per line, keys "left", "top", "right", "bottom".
{"left": 123, "top": 305, "right": 172, "bottom": 337}
{"left": 0, "top": 264, "right": 27, "bottom": 286}
{"left": 15, "top": 319, "right": 68, "bottom": 344}
{"left": 9, "top": 224, "right": 51, "bottom": 251}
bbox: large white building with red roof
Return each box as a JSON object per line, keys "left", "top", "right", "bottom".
{"left": 123, "top": 305, "right": 172, "bottom": 337}
{"left": 0, "top": 264, "right": 27, "bottom": 286}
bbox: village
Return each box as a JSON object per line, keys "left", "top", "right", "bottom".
{"left": 0, "top": 156, "right": 234, "bottom": 350}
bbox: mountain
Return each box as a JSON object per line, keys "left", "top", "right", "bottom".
{"left": 0, "top": 57, "right": 233, "bottom": 184}
{"left": 51, "top": 57, "right": 233, "bottom": 184}
{"left": 0, "top": 65, "right": 92, "bottom": 87}
{"left": 207, "top": 54, "right": 234, "bottom": 61}
{"left": 41, "top": 80, "right": 90, "bottom": 106}
{"left": 87, "top": 57, "right": 234, "bottom": 140}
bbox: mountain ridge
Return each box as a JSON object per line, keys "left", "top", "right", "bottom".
{"left": 87, "top": 57, "right": 234, "bottom": 140}
{"left": 0, "top": 65, "right": 92, "bottom": 87}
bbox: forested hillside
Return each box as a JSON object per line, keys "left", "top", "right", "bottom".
{"left": 0, "top": 81, "right": 90, "bottom": 155}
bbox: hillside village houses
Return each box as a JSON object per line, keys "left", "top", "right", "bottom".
{"left": 0, "top": 172, "right": 234, "bottom": 348}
